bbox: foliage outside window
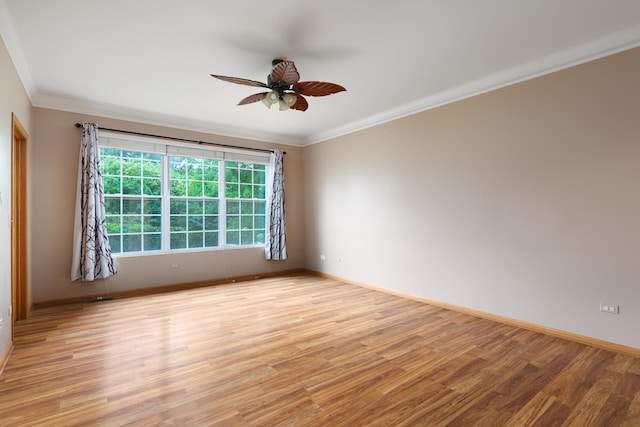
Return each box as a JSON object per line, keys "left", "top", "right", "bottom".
{"left": 101, "top": 142, "right": 267, "bottom": 255}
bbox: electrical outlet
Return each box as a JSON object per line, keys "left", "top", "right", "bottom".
{"left": 0, "top": 317, "right": 3, "bottom": 329}
{"left": 600, "top": 303, "right": 619, "bottom": 314}
{"left": 170, "top": 264, "right": 179, "bottom": 269}
{"left": 320, "top": 255, "right": 325, "bottom": 261}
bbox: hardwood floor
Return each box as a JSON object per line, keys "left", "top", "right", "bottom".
{"left": 1, "top": 273, "right": 639, "bottom": 426}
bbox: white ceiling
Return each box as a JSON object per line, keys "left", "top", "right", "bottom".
{"left": 1, "top": 0, "right": 639, "bottom": 146}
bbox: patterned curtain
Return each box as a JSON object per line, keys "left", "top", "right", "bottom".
{"left": 265, "top": 149, "right": 287, "bottom": 260}
{"left": 71, "top": 122, "right": 117, "bottom": 281}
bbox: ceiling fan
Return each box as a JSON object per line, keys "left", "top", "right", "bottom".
{"left": 210, "top": 59, "right": 346, "bottom": 111}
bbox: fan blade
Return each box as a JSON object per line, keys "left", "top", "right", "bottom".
{"left": 270, "top": 61, "right": 300, "bottom": 86}
{"left": 290, "top": 94, "right": 308, "bottom": 111}
{"left": 238, "top": 92, "right": 269, "bottom": 105}
{"left": 293, "top": 81, "right": 346, "bottom": 96}
{"left": 210, "top": 74, "right": 267, "bottom": 88}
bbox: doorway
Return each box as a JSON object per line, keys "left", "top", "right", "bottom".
{"left": 11, "top": 113, "right": 28, "bottom": 339}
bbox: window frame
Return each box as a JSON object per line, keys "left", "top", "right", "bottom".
{"left": 99, "top": 132, "right": 270, "bottom": 257}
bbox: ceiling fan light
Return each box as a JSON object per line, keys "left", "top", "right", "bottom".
{"left": 279, "top": 93, "right": 297, "bottom": 110}
{"left": 262, "top": 91, "right": 279, "bottom": 108}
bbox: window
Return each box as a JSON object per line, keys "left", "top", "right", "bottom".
{"left": 100, "top": 135, "right": 268, "bottom": 255}
{"left": 225, "top": 161, "right": 266, "bottom": 246}
{"left": 168, "top": 156, "right": 220, "bottom": 250}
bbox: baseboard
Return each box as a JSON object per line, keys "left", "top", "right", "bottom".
{"left": 308, "top": 269, "right": 640, "bottom": 358}
{"left": 0, "top": 342, "right": 14, "bottom": 377}
{"left": 31, "top": 268, "right": 307, "bottom": 309}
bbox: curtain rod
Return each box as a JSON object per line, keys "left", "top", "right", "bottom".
{"left": 74, "top": 123, "right": 284, "bottom": 154}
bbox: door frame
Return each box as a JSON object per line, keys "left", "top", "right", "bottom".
{"left": 11, "top": 112, "right": 29, "bottom": 338}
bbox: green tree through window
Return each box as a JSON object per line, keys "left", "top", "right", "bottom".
{"left": 100, "top": 145, "right": 267, "bottom": 254}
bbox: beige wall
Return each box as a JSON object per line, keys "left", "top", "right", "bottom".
{"left": 303, "top": 47, "right": 640, "bottom": 349}
{"left": 30, "top": 108, "right": 304, "bottom": 303}
{"left": 0, "top": 35, "right": 33, "bottom": 359}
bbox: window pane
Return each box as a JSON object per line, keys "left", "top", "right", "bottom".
{"left": 188, "top": 232, "right": 204, "bottom": 248}
{"left": 144, "top": 199, "right": 161, "bottom": 215}
{"left": 204, "top": 215, "right": 218, "bottom": 230}
{"left": 227, "top": 216, "right": 239, "bottom": 230}
{"left": 226, "top": 183, "right": 239, "bottom": 198}
{"left": 122, "top": 158, "right": 142, "bottom": 176}
{"left": 227, "top": 201, "right": 239, "bottom": 214}
{"left": 226, "top": 164, "right": 239, "bottom": 182}
{"left": 169, "top": 156, "right": 220, "bottom": 249}
{"left": 100, "top": 147, "right": 165, "bottom": 255}
{"left": 241, "top": 231, "right": 253, "bottom": 245}
{"left": 255, "top": 215, "right": 265, "bottom": 230}
{"left": 170, "top": 180, "right": 186, "bottom": 197}
{"left": 103, "top": 177, "right": 121, "bottom": 194}
{"left": 188, "top": 216, "right": 203, "bottom": 231}
{"left": 123, "top": 216, "right": 142, "bottom": 233}
{"left": 204, "top": 200, "right": 218, "bottom": 214}
{"left": 123, "top": 235, "right": 142, "bottom": 253}
{"left": 187, "top": 160, "right": 202, "bottom": 180}
{"left": 104, "top": 197, "right": 120, "bottom": 215}
{"left": 227, "top": 231, "right": 239, "bottom": 245}
{"left": 240, "top": 169, "right": 252, "bottom": 183}
{"left": 241, "top": 216, "right": 253, "bottom": 229}
{"left": 143, "top": 160, "right": 161, "bottom": 178}
{"left": 102, "top": 157, "right": 121, "bottom": 175}
{"left": 144, "top": 234, "right": 161, "bottom": 251}
{"left": 110, "top": 236, "right": 122, "bottom": 253}
{"left": 188, "top": 181, "right": 203, "bottom": 197}
{"left": 170, "top": 165, "right": 186, "bottom": 180}
{"left": 240, "top": 184, "right": 252, "bottom": 198}
{"left": 205, "top": 232, "right": 219, "bottom": 247}
{"left": 170, "top": 233, "right": 187, "bottom": 249}
{"left": 240, "top": 201, "right": 253, "bottom": 215}
{"left": 222, "top": 161, "right": 268, "bottom": 249}
{"left": 144, "top": 216, "right": 161, "bottom": 232}
{"left": 143, "top": 178, "right": 161, "bottom": 196}
{"left": 203, "top": 164, "right": 218, "bottom": 181}
{"left": 253, "top": 170, "right": 265, "bottom": 184}
{"left": 122, "top": 177, "right": 141, "bottom": 195}
{"left": 170, "top": 216, "right": 186, "bottom": 232}
{"left": 106, "top": 215, "right": 121, "bottom": 234}
{"left": 204, "top": 182, "right": 218, "bottom": 197}
{"left": 188, "top": 200, "right": 203, "bottom": 215}
{"left": 170, "top": 199, "right": 187, "bottom": 214}
{"left": 122, "top": 199, "right": 141, "bottom": 215}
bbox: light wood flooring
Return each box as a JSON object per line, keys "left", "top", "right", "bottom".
{"left": 1, "top": 274, "right": 639, "bottom": 426}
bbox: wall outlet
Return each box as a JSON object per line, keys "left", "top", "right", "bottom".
{"left": 600, "top": 303, "right": 619, "bottom": 314}
{"left": 170, "top": 264, "right": 179, "bottom": 268}
{"left": 320, "top": 255, "right": 325, "bottom": 261}
{"left": 0, "top": 317, "right": 3, "bottom": 329}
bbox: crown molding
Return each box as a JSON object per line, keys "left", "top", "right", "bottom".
{"left": 304, "top": 25, "right": 640, "bottom": 146}
{"left": 32, "top": 93, "right": 305, "bottom": 146}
